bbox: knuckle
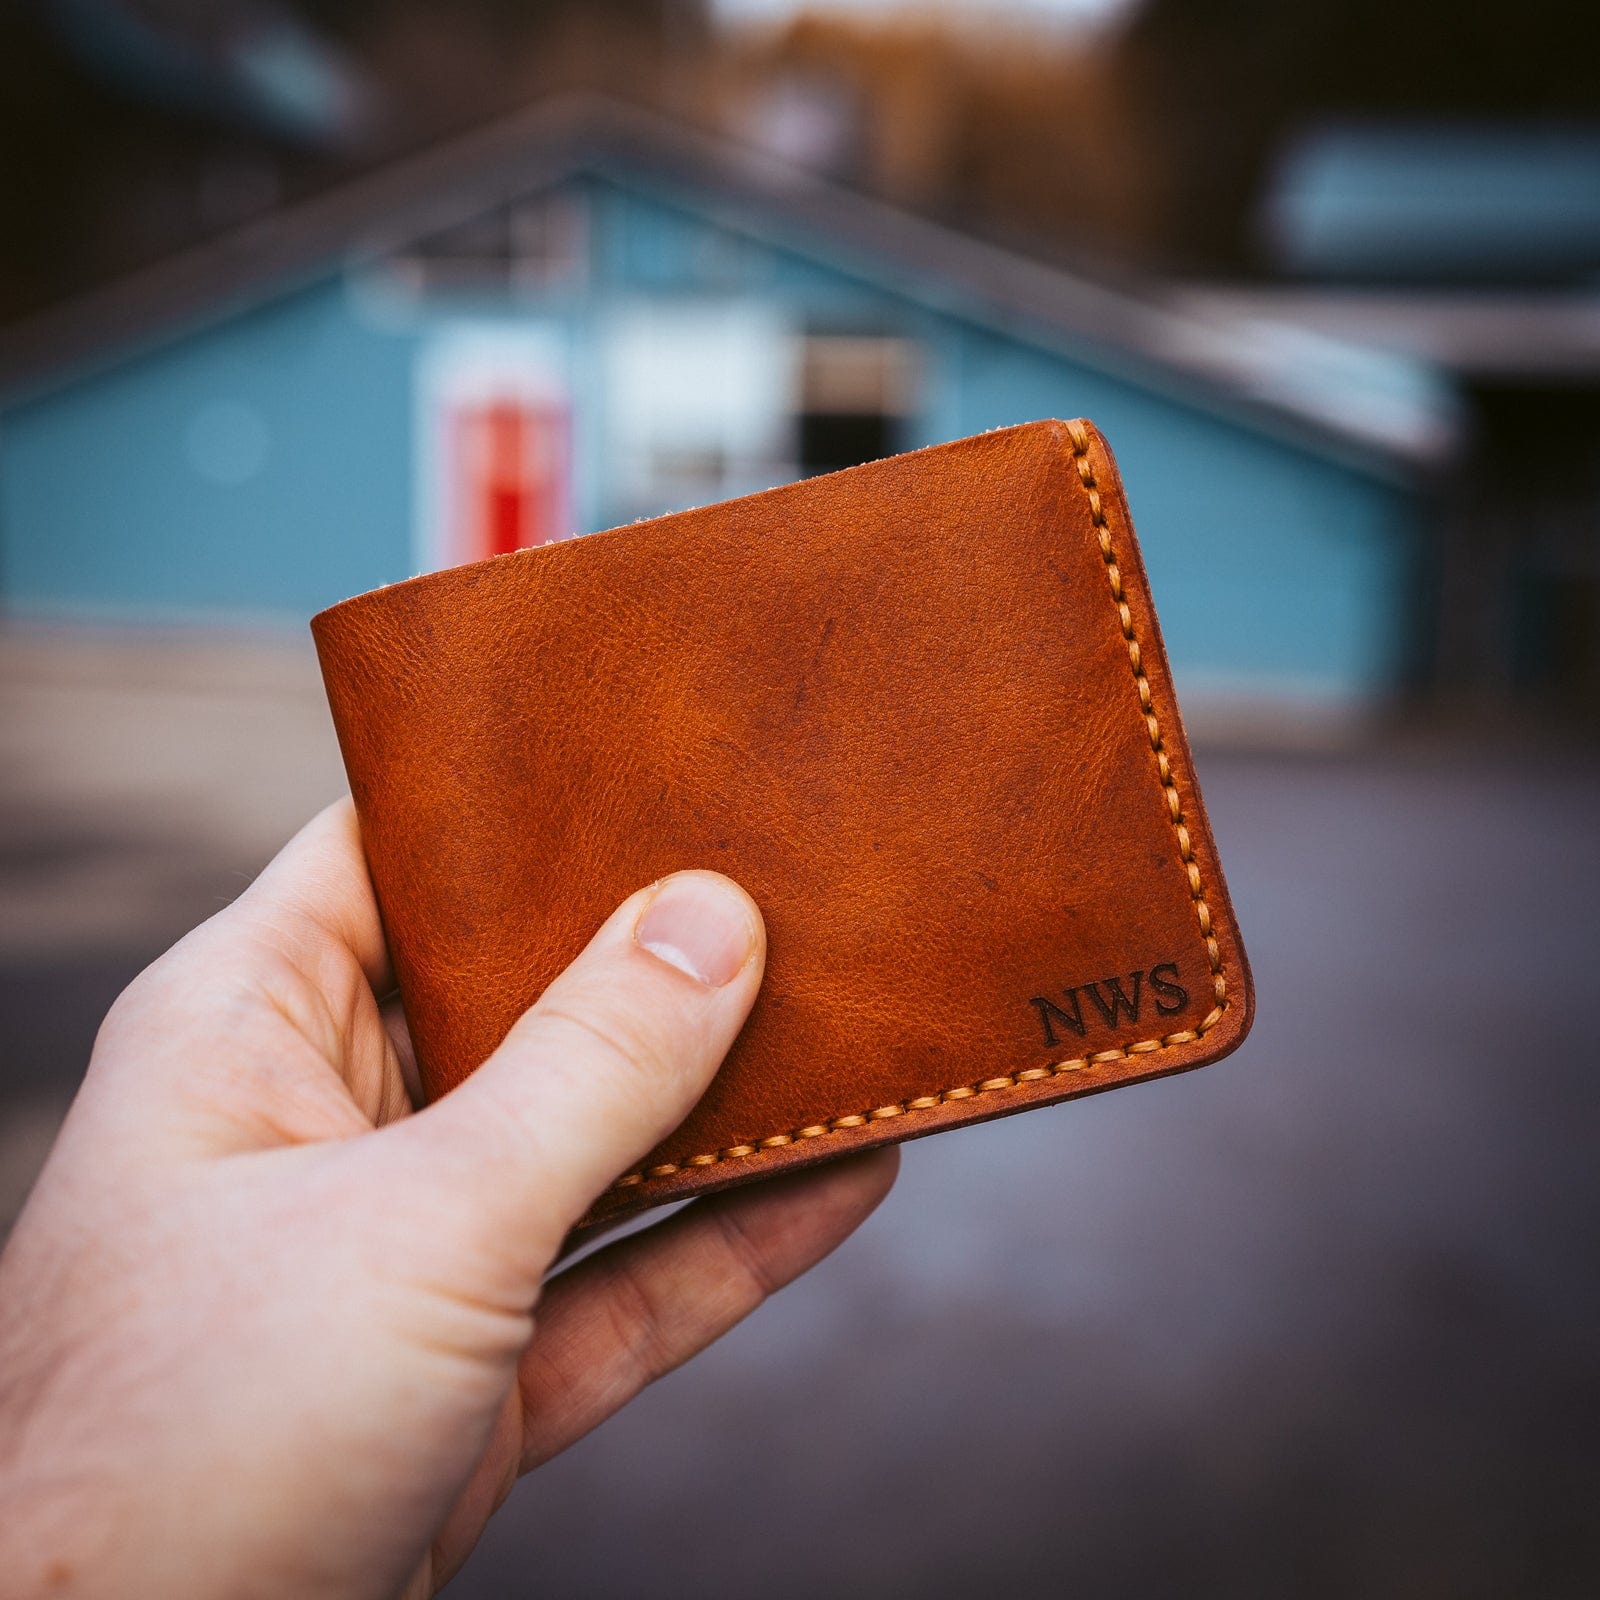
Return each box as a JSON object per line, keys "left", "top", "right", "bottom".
{"left": 710, "top": 1203, "right": 784, "bottom": 1304}
{"left": 530, "top": 1000, "right": 682, "bottom": 1109}
{"left": 597, "top": 1252, "right": 682, "bottom": 1388}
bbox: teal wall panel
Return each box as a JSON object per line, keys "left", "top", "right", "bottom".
{"left": 1, "top": 279, "right": 418, "bottom": 622}
{"left": 0, "top": 170, "right": 1420, "bottom": 703}
{"left": 946, "top": 326, "right": 1415, "bottom": 699}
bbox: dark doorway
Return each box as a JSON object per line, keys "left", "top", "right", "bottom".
{"left": 797, "top": 410, "right": 898, "bottom": 477}
{"left": 795, "top": 335, "right": 917, "bottom": 477}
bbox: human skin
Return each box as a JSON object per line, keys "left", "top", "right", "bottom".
{"left": 0, "top": 801, "right": 897, "bottom": 1598}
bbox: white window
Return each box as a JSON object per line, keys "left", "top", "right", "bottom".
{"left": 601, "top": 302, "right": 799, "bottom": 524}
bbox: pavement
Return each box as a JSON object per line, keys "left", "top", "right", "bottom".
{"left": 2, "top": 624, "right": 1597, "bottom": 1599}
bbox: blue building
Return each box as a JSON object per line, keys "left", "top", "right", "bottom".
{"left": 0, "top": 96, "right": 1452, "bottom": 722}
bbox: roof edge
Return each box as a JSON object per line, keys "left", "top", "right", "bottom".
{"left": 0, "top": 92, "right": 1453, "bottom": 476}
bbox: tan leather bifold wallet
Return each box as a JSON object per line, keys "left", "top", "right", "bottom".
{"left": 313, "top": 420, "right": 1253, "bottom": 1220}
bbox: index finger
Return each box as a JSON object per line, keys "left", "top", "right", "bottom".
{"left": 240, "top": 798, "right": 395, "bottom": 994}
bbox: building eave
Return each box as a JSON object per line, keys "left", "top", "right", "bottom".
{"left": 0, "top": 93, "right": 1446, "bottom": 479}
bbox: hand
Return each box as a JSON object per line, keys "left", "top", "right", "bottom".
{"left": 0, "top": 802, "right": 896, "bottom": 1599}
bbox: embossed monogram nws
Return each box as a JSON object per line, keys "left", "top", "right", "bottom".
{"left": 1029, "top": 962, "right": 1189, "bottom": 1047}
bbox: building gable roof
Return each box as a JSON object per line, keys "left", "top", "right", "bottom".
{"left": 0, "top": 93, "right": 1454, "bottom": 475}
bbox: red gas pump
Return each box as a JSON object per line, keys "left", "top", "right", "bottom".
{"left": 451, "top": 395, "right": 570, "bottom": 563}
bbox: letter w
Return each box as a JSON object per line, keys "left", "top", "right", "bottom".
{"left": 1082, "top": 973, "right": 1143, "bottom": 1026}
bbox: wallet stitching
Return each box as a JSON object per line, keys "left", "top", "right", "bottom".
{"left": 609, "top": 422, "right": 1229, "bottom": 1196}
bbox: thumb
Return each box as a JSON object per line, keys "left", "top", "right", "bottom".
{"left": 381, "top": 870, "right": 765, "bottom": 1267}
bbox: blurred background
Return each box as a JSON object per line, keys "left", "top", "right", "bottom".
{"left": 1, "top": 1, "right": 1597, "bottom": 1595}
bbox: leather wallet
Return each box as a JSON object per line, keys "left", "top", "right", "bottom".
{"left": 312, "top": 419, "right": 1253, "bottom": 1220}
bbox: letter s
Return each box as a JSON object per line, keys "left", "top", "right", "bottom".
{"left": 1149, "top": 961, "right": 1188, "bottom": 1015}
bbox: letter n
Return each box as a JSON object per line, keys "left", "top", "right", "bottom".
{"left": 1029, "top": 992, "right": 1086, "bottom": 1048}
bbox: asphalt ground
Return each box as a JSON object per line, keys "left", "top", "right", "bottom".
{"left": 2, "top": 626, "right": 1597, "bottom": 1599}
